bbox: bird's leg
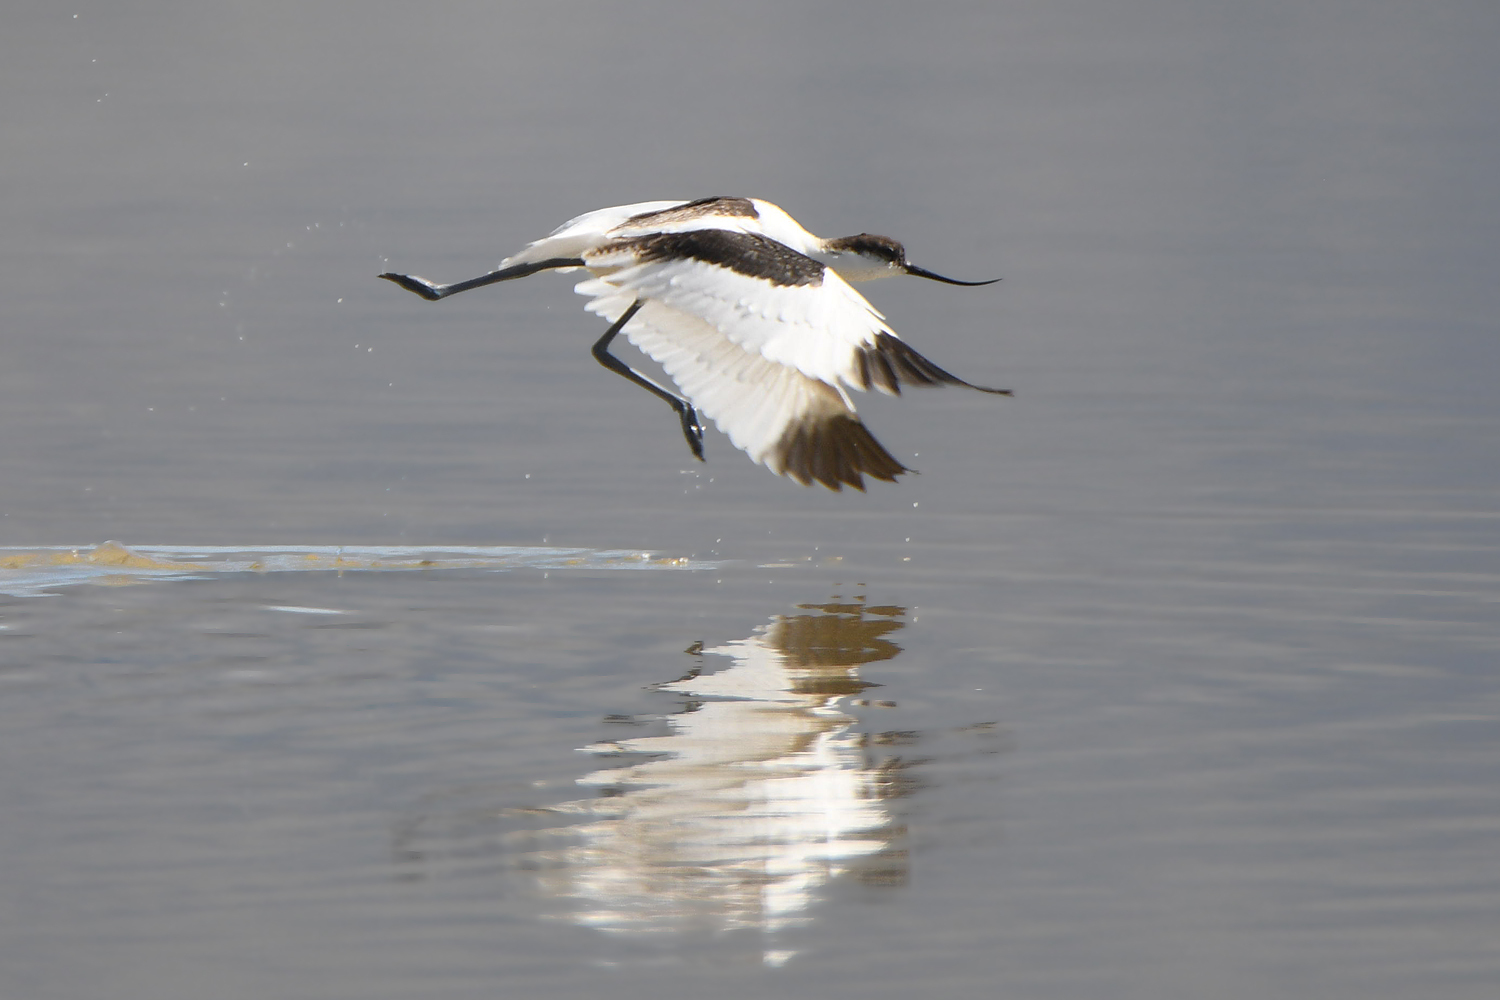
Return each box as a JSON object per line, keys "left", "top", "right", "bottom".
{"left": 590, "top": 300, "right": 706, "bottom": 462}
{"left": 379, "top": 257, "right": 585, "bottom": 300}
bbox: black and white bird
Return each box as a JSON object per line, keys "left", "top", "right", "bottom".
{"left": 379, "top": 197, "right": 1008, "bottom": 491}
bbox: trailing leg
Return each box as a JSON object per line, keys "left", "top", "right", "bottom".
{"left": 590, "top": 301, "right": 706, "bottom": 461}
{"left": 378, "top": 257, "right": 586, "bottom": 301}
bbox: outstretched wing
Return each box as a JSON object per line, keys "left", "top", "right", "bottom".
{"left": 498, "top": 201, "right": 686, "bottom": 270}
{"left": 576, "top": 278, "right": 908, "bottom": 491}
{"left": 500, "top": 197, "right": 774, "bottom": 270}
{"left": 581, "top": 230, "right": 997, "bottom": 399}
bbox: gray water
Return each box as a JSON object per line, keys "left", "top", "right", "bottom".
{"left": 2, "top": 2, "right": 1497, "bottom": 998}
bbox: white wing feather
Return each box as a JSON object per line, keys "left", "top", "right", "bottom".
{"left": 578, "top": 255, "right": 896, "bottom": 394}
{"left": 500, "top": 201, "right": 686, "bottom": 268}
{"left": 576, "top": 278, "right": 897, "bottom": 485}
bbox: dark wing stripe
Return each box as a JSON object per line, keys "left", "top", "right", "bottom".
{"left": 775, "top": 413, "right": 910, "bottom": 492}
{"left": 614, "top": 230, "right": 825, "bottom": 287}
{"left": 624, "top": 196, "right": 759, "bottom": 226}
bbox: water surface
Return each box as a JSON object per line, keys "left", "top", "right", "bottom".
{"left": 2, "top": 2, "right": 1497, "bottom": 998}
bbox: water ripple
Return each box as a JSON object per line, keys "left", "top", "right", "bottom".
{"left": 0, "top": 541, "right": 714, "bottom": 597}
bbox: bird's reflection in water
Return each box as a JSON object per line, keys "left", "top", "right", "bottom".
{"left": 393, "top": 597, "right": 968, "bottom": 965}
{"left": 549, "top": 599, "right": 911, "bottom": 958}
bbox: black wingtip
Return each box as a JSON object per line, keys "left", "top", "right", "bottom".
{"left": 860, "top": 332, "right": 1013, "bottom": 396}
{"left": 775, "top": 413, "right": 911, "bottom": 492}
{"left": 378, "top": 272, "right": 445, "bottom": 300}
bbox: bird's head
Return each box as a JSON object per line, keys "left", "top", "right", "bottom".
{"left": 818, "top": 234, "right": 998, "bottom": 286}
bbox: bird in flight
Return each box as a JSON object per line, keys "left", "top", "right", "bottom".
{"left": 379, "top": 197, "right": 1008, "bottom": 491}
